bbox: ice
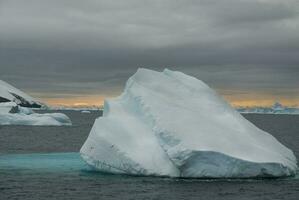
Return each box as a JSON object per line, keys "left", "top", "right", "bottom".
{"left": 0, "top": 102, "right": 72, "bottom": 126}
{"left": 0, "top": 80, "right": 43, "bottom": 108}
{"left": 237, "top": 102, "right": 299, "bottom": 115}
{"left": 80, "top": 68, "right": 297, "bottom": 178}
{"left": 81, "top": 110, "right": 91, "bottom": 114}
{"left": 0, "top": 81, "right": 71, "bottom": 126}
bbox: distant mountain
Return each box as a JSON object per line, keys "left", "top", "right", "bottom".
{"left": 237, "top": 102, "right": 299, "bottom": 115}
{"left": 0, "top": 80, "right": 43, "bottom": 108}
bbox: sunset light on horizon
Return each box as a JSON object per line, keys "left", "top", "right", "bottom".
{"left": 37, "top": 93, "right": 299, "bottom": 108}
{"left": 1, "top": 1, "right": 299, "bottom": 198}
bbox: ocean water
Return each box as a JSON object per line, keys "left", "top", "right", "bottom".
{"left": 0, "top": 111, "right": 298, "bottom": 200}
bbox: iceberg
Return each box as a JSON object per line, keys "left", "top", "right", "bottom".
{"left": 237, "top": 102, "right": 299, "bottom": 115}
{"left": 0, "top": 102, "right": 72, "bottom": 126}
{"left": 81, "top": 110, "right": 91, "bottom": 114}
{"left": 0, "top": 80, "right": 71, "bottom": 126}
{"left": 80, "top": 68, "right": 297, "bottom": 178}
{"left": 0, "top": 80, "right": 43, "bottom": 108}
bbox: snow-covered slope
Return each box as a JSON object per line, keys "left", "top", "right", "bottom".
{"left": 0, "top": 102, "right": 71, "bottom": 126}
{"left": 80, "top": 68, "right": 297, "bottom": 178}
{"left": 0, "top": 80, "right": 43, "bottom": 108}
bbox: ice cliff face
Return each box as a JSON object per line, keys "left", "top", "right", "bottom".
{"left": 80, "top": 68, "right": 297, "bottom": 178}
{"left": 0, "top": 80, "right": 43, "bottom": 108}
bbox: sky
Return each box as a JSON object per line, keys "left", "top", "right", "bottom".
{"left": 0, "top": 0, "right": 298, "bottom": 107}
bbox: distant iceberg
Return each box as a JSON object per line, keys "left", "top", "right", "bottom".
{"left": 237, "top": 102, "right": 299, "bottom": 115}
{"left": 80, "top": 68, "right": 297, "bottom": 178}
{"left": 0, "top": 80, "right": 44, "bottom": 108}
{"left": 0, "top": 102, "right": 72, "bottom": 126}
{"left": 81, "top": 110, "right": 91, "bottom": 114}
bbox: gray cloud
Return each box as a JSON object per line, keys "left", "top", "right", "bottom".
{"left": 0, "top": 0, "right": 298, "bottom": 102}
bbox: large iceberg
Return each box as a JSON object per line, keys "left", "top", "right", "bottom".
{"left": 0, "top": 80, "right": 43, "bottom": 108}
{"left": 80, "top": 68, "right": 297, "bottom": 178}
{"left": 0, "top": 102, "right": 72, "bottom": 126}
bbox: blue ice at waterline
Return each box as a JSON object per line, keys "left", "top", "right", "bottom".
{"left": 0, "top": 152, "right": 90, "bottom": 172}
{"left": 1, "top": 152, "right": 298, "bottom": 180}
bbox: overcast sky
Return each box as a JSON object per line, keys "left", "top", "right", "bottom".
{"left": 0, "top": 0, "right": 298, "bottom": 106}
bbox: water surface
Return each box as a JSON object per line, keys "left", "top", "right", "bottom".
{"left": 0, "top": 111, "right": 298, "bottom": 200}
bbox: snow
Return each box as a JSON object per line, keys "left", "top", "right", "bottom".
{"left": 0, "top": 102, "right": 17, "bottom": 113}
{"left": 0, "top": 80, "right": 43, "bottom": 108}
{"left": 0, "top": 102, "right": 72, "bottom": 126}
{"left": 80, "top": 68, "right": 297, "bottom": 178}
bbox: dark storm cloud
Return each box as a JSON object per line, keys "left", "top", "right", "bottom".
{"left": 0, "top": 0, "right": 298, "bottom": 100}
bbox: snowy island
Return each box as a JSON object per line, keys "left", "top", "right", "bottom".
{"left": 0, "top": 80, "right": 71, "bottom": 126}
{"left": 81, "top": 68, "right": 297, "bottom": 178}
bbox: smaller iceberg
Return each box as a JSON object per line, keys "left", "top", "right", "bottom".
{"left": 81, "top": 110, "right": 91, "bottom": 114}
{"left": 0, "top": 80, "right": 43, "bottom": 108}
{"left": 0, "top": 102, "right": 72, "bottom": 126}
{"left": 80, "top": 68, "right": 297, "bottom": 178}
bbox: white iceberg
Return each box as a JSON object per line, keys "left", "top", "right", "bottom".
{"left": 80, "top": 68, "right": 297, "bottom": 178}
{"left": 81, "top": 110, "right": 91, "bottom": 114}
{"left": 0, "top": 80, "right": 43, "bottom": 108}
{"left": 237, "top": 102, "right": 299, "bottom": 115}
{"left": 0, "top": 102, "right": 72, "bottom": 126}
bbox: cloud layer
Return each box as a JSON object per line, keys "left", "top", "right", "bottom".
{"left": 0, "top": 0, "right": 298, "bottom": 105}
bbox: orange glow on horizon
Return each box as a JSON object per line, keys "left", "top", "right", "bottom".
{"left": 40, "top": 95, "right": 106, "bottom": 107}
{"left": 39, "top": 94, "right": 299, "bottom": 108}
{"left": 223, "top": 95, "right": 299, "bottom": 107}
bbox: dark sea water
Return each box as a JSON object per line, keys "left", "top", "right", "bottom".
{"left": 0, "top": 111, "right": 298, "bottom": 200}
